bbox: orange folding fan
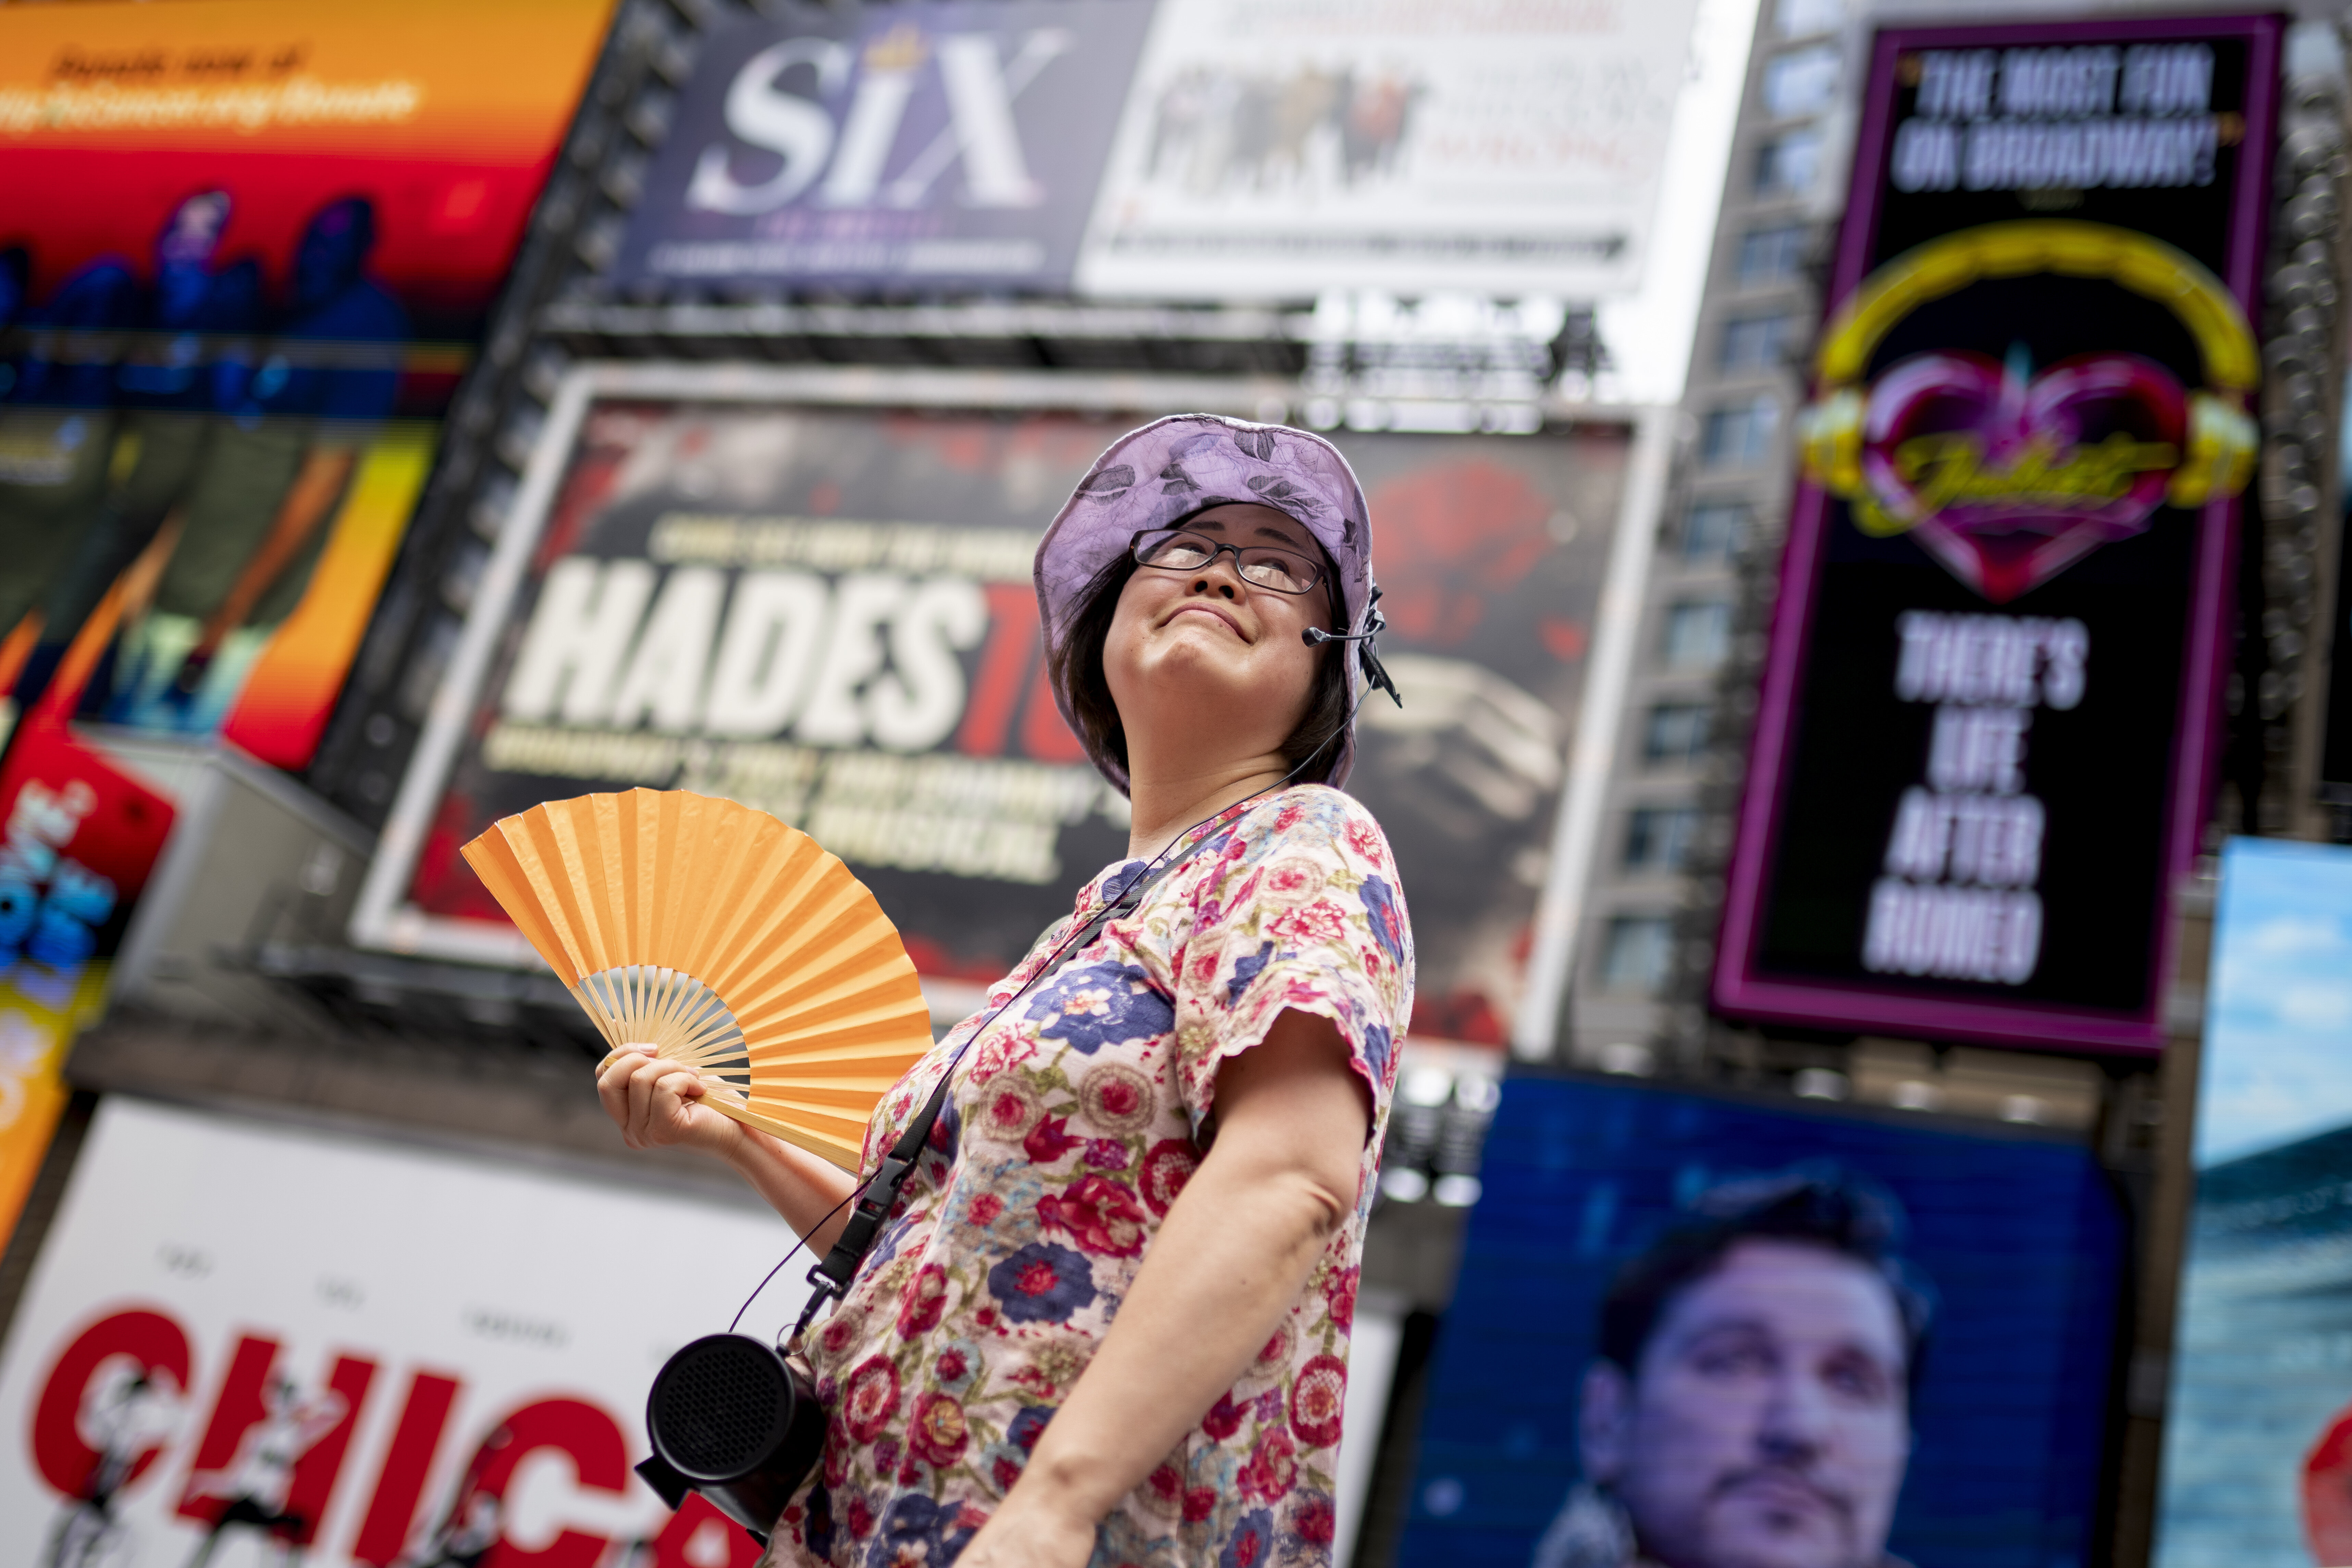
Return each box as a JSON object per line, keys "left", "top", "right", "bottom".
{"left": 459, "top": 789, "right": 933, "bottom": 1168}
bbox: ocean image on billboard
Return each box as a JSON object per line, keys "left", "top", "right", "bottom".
{"left": 2158, "top": 838, "right": 2352, "bottom": 1567}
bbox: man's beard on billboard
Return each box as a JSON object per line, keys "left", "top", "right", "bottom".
{"left": 1695, "top": 1463, "right": 1861, "bottom": 1562}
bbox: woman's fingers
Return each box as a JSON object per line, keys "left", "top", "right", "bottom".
{"left": 595, "top": 1047, "right": 651, "bottom": 1145}
{"left": 595, "top": 1047, "right": 735, "bottom": 1156}
{"left": 627, "top": 1057, "right": 675, "bottom": 1146}
{"left": 598, "top": 1048, "right": 685, "bottom": 1149}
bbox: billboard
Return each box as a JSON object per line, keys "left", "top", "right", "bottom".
{"left": 2155, "top": 838, "right": 2352, "bottom": 1568}
{"left": 1400, "top": 1074, "right": 2126, "bottom": 1568}
{"left": 1072, "top": 0, "right": 1698, "bottom": 301}
{"left": 0, "top": 0, "right": 613, "bottom": 771}
{"left": 350, "top": 365, "right": 1633, "bottom": 1048}
{"left": 0, "top": 707, "right": 173, "bottom": 1252}
{"left": 615, "top": 2, "right": 1153, "bottom": 294}
{"left": 2322, "top": 370, "right": 2352, "bottom": 804}
{"left": 0, "top": 1097, "right": 814, "bottom": 1567}
{"left": 1714, "top": 15, "right": 2281, "bottom": 1053}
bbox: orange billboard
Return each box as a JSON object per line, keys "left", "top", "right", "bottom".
{"left": 0, "top": 0, "right": 614, "bottom": 769}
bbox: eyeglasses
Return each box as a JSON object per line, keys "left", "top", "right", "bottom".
{"left": 1130, "top": 528, "right": 1326, "bottom": 596}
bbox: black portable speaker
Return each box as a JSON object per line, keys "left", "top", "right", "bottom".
{"left": 635, "top": 1333, "right": 825, "bottom": 1544}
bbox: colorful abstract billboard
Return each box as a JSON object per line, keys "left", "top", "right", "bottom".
{"left": 0, "top": 709, "right": 173, "bottom": 1253}
{"left": 0, "top": 1096, "right": 811, "bottom": 1567}
{"left": 1402, "top": 1074, "right": 2126, "bottom": 1568}
{"left": 616, "top": 1, "right": 1153, "bottom": 293}
{"left": 1714, "top": 15, "right": 2281, "bottom": 1052}
{"left": 351, "top": 365, "right": 1630, "bottom": 1048}
{"left": 0, "top": 0, "right": 613, "bottom": 771}
{"left": 2156, "top": 838, "right": 2352, "bottom": 1567}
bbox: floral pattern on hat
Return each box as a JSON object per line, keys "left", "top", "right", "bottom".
{"left": 1034, "top": 416, "right": 1379, "bottom": 791}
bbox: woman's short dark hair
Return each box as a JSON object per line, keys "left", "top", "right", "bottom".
{"left": 1046, "top": 540, "right": 1353, "bottom": 789}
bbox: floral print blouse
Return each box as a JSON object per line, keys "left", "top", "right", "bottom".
{"left": 761, "top": 783, "right": 1413, "bottom": 1568}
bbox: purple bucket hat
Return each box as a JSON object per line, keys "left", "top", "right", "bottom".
{"left": 1035, "top": 413, "right": 1395, "bottom": 793}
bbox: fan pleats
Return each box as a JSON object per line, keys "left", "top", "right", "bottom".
{"left": 461, "top": 789, "right": 934, "bottom": 1169}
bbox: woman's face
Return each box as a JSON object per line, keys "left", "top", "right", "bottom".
{"left": 1101, "top": 503, "right": 1337, "bottom": 765}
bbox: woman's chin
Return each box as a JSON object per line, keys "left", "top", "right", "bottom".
{"left": 1133, "top": 626, "right": 1255, "bottom": 681}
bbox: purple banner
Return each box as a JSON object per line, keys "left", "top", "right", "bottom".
{"left": 1714, "top": 14, "right": 2282, "bottom": 1053}
{"left": 615, "top": 1, "right": 1152, "bottom": 293}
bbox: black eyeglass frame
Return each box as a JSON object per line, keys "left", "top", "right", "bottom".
{"left": 1126, "top": 527, "right": 1330, "bottom": 597}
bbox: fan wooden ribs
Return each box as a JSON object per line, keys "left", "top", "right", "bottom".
{"left": 460, "top": 788, "right": 934, "bottom": 1168}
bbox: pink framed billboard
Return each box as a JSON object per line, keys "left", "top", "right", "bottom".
{"left": 1714, "top": 14, "right": 2282, "bottom": 1053}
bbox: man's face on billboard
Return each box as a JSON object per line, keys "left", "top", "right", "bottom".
{"left": 1580, "top": 1239, "right": 1911, "bottom": 1568}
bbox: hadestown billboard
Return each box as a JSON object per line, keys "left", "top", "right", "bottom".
{"left": 350, "top": 365, "right": 1661, "bottom": 1054}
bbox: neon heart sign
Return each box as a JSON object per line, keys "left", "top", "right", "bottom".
{"left": 1799, "top": 220, "right": 2259, "bottom": 603}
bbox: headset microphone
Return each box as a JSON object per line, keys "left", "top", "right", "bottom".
{"left": 1302, "top": 595, "right": 1403, "bottom": 709}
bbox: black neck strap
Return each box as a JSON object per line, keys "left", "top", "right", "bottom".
{"left": 792, "top": 818, "right": 1233, "bottom": 1343}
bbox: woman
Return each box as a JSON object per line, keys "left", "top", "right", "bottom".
{"left": 599, "top": 415, "right": 1414, "bottom": 1568}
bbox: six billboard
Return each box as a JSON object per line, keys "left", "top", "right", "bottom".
{"left": 2155, "top": 839, "right": 2352, "bottom": 1568}
{"left": 1073, "top": 0, "right": 1699, "bottom": 301}
{"left": 615, "top": 1, "right": 1154, "bottom": 295}
{"left": 351, "top": 365, "right": 1635, "bottom": 1049}
{"left": 1713, "top": 15, "right": 2282, "bottom": 1053}
{"left": 1400, "top": 1073, "right": 2127, "bottom": 1568}
{"left": 0, "top": 0, "right": 614, "bottom": 771}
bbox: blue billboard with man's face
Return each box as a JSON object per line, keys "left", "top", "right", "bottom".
{"left": 1402, "top": 1074, "right": 2125, "bottom": 1568}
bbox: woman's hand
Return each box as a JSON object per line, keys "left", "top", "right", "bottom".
{"left": 949, "top": 1485, "right": 1097, "bottom": 1568}
{"left": 595, "top": 1047, "right": 747, "bottom": 1158}
{"left": 595, "top": 1046, "right": 861, "bottom": 1248}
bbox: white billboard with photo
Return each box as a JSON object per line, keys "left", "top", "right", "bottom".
{"left": 1074, "top": 0, "right": 1700, "bottom": 301}
{"left": 0, "top": 1096, "right": 1407, "bottom": 1566}
{"left": 0, "top": 1097, "right": 812, "bottom": 1568}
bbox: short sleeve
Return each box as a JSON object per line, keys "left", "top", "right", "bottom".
{"left": 1166, "top": 787, "right": 1414, "bottom": 1140}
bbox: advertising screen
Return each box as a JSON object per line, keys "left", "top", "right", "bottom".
{"left": 1073, "top": 0, "right": 1698, "bottom": 301}
{"left": 0, "top": 715, "right": 172, "bottom": 1252}
{"left": 2156, "top": 838, "right": 2352, "bottom": 1568}
{"left": 1712, "top": 15, "right": 2281, "bottom": 1052}
{"left": 616, "top": 1, "right": 1153, "bottom": 294}
{"left": 0, "top": 1097, "right": 816, "bottom": 1567}
{"left": 1400, "top": 1074, "right": 2126, "bottom": 1568}
{"left": 350, "top": 365, "right": 1631, "bottom": 1049}
{"left": 0, "top": 0, "right": 613, "bottom": 771}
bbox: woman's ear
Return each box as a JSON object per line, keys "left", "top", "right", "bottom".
{"left": 1579, "top": 1360, "right": 1635, "bottom": 1486}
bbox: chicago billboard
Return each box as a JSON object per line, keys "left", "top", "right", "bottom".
{"left": 0, "top": 1097, "right": 813, "bottom": 1567}
{"left": 615, "top": 1, "right": 1153, "bottom": 294}
{"left": 350, "top": 365, "right": 1634, "bottom": 1049}
{"left": 1400, "top": 1074, "right": 2126, "bottom": 1568}
{"left": 0, "top": 0, "right": 613, "bottom": 771}
{"left": 1714, "top": 15, "right": 2281, "bottom": 1052}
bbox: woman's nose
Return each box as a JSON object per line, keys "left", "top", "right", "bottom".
{"left": 1188, "top": 573, "right": 1241, "bottom": 600}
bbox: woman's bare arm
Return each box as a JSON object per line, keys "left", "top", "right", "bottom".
{"left": 596, "top": 1049, "right": 859, "bottom": 1250}
{"left": 956, "top": 1008, "right": 1375, "bottom": 1568}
